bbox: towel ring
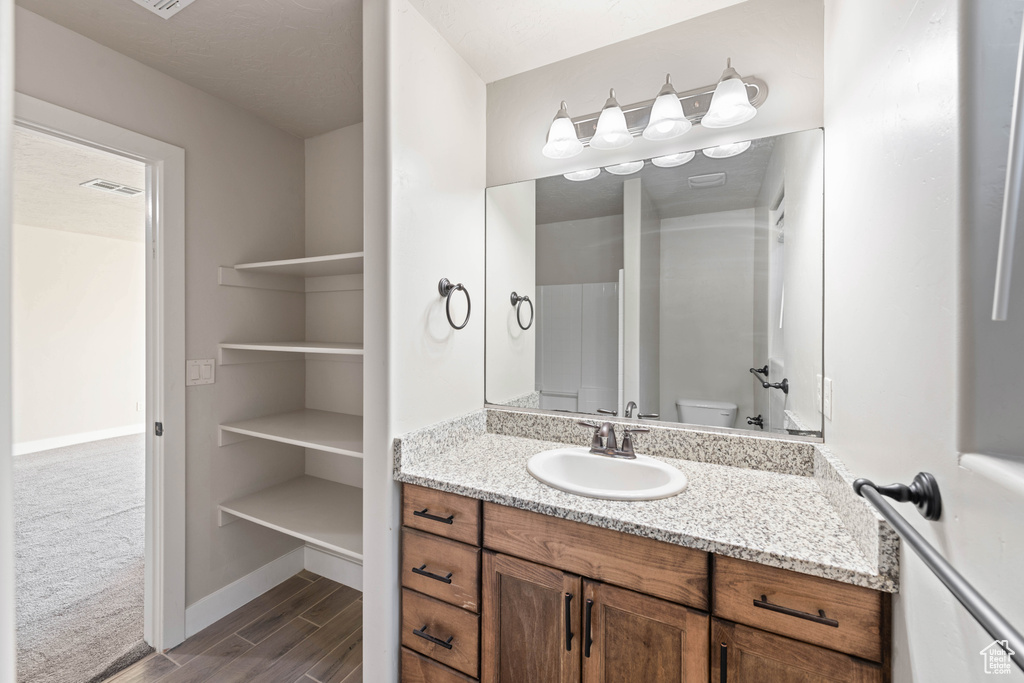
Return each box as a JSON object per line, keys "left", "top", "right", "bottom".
{"left": 510, "top": 292, "right": 534, "bottom": 330}
{"left": 438, "top": 278, "right": 471, "bottom": 330}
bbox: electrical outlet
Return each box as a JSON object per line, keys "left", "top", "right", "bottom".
{"left": 823, "top": 377, "right": 833, "bottom": 420}
{"left": 816, "top": 374, "right": 823, "bottom": 413}
{"left": 186, "top": 359, "right": 216, "bottom": 386}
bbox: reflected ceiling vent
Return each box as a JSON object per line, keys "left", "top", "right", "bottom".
{"left": 130, "top": 0, "right": 197, "bottom": 19}
{"left": 81, "top": 178, "right": 144, "bottom": 197}
{"left": 688, "top": 172, "right": 727, "bottom": 190}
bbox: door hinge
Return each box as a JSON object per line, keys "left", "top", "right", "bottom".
{"left": 155, "top": 422, "right": 164, "bottom": 437}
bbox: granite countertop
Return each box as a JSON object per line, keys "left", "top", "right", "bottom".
{"left": 394, "top": 409, "right": 899, "bottom": 593}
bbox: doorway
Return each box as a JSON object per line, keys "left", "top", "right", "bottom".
{"left": 12, "top": 94, "right": 186, "bottom": 676}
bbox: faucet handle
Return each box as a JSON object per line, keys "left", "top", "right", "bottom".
{"left": 620, "top": 427, "right": 649, "bottom": 456}
{"left": 577, "top": 421, "right": 603, "bottom": 450}
{"left": 597, "top": 408, "right": 617, "bottom": 416}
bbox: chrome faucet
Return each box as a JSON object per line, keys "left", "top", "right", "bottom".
{"left": 578, "top": 421, "right": 649, "bottom": 459}
{"left": 625, "top": 401, "right": 659, "bottom": 420}
{"left": 625, "top": 401, "right": 638, "bottom": 418}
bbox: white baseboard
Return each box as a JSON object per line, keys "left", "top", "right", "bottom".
{"left": 184, "top": 547, "right": 304, "bottom": 638}
{"left": 304, "top": 545, "right": 362, "bottom": 591}
{"left": 183, "top": 544, "right": 363, "bottom": 639}
{"left": 13, "top": 423, "right": 146, "bottom": 456}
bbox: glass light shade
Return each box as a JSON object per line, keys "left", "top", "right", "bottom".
{"left": 702, "top": 140, "right": 751, "bottom": 159}
{"left": 643, "top": 75, "right": 691, "bottom": 141}
{"left": 651, "top": 151, "right": 696, "bottom": 168}
{"left": 542, "top": 101, "right": 584, "bottom": 159}
{"left": 563, "top": 168, "right": 601, "bottom": 182}
{"left": 590, "top": 89, "right": 633, "bottom": 150}
{"left": 702, "top": 76, "right": 756, "bottom": 129}
{"left": 604, "top": 160, "right": 644, "bottom": 176}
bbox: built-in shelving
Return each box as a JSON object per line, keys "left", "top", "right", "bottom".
{"left": 218, "top": 341, "right": 364, "bottom": 364}
{"left": 219, "top": 475, "right": 362, "bottom": 561}
{"left": 234, "top": 252, "right": 364, "bottom": 278}
{"left": 220, "top": 409, "right": 362, "bottom": 456}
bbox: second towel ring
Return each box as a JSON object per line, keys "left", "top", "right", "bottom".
{"left": 438, "top": 278, "right": 471, "bottom": 330}
{"left": 510, "top": 292, "right": 534, "bottom": 330}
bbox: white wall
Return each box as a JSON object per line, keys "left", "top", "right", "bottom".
{"left": 825, "top": 0, "right": 1024, "bottom": 680}
{"left": 362, "top": 0, "right": 487, "bottom": 679}
{"left": 12, "top": 225, "right": 145, "bottom": 448}
{"left": 536, "top": 215, "right": 623, "bottom": 285}
{"left": 658, "top": 209, "right": 756, "bottom": 423}
{"left": 639, "top": 184, "right": 661, "bottom": 417}
{"left": 15, "top": 7, "right": 309, "bottom": 607}
{"left": 485, "top": 180, "right": 536, "bottom": 404}
{"left": 1, "top": 0, "right": 16, "bottom": 677}
{"left": 486, "top": 0, "right": 824, "bottom": 186}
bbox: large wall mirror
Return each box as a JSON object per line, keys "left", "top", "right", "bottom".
{"left": 485, "top": 128, "right": 824, "bottom": 438}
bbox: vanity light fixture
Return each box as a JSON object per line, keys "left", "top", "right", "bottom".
{"left": 651, "top": 151, "right": 696, "bottom": 168}
{"left": 590, "top": 90, "right": 633, "bottom": 150}
{"left": 642, "top": 75, "right": 691, "bottom": 141}
{"left": 702, "top": 140, "right": 751, "bottom": 159}
{"left": 604, "top": 160, "right": 645, "bottom": 176}
{"left": 563, "top": 168, "right": 601, "bottom": 181}
{"left": 702, "top": 59, "right": 759, "bottom": 129}
{"left": 542, "top": 101, "right": 584, "bottom": 159}
{"left": 540, "top": 62, "right": 767, "bottom": 158}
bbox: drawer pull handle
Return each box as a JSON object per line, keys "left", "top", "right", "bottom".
{"left": 411, "top": 564, "right": 453, "bottom": 584}
{"left": 584, "top": 598, "right": 594, "bottom": 658}
{"left": 564, "top": 592, "right": 574, "bottom": 651}
{"left": 720, "top": 643, "right": 728, "bottom": 683}
{"left": 753, "top": 595, "right": 839, "bottom": 628}
{"left": 413, "top": 624, "right": 454, "bottom": 649}
{"left": 413, "top": 508, "right": 454, "bottom": 525}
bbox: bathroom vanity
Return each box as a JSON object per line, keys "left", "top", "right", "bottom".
{"left": 393, "top": 409, "right": 897, "bottom": 682}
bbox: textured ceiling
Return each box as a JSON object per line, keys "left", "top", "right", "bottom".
{"left": 14, "top": 127, "right": 147, "bottom": 242}
{"left": 406, "top": 0, "right": 748, "bottom": 83}
{"left": 16, "top": 0, "right": 362, "bottom": 138}
{"left": 535, "top": 136, "right": 775, "bottom": 225}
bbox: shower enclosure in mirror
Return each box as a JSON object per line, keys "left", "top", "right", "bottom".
{"left": 485, "top": 128, "right": 824, "bottom": 438}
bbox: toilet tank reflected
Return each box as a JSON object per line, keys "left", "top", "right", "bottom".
{"left": 484, "top": 129, "right": 824, "bottom": 440}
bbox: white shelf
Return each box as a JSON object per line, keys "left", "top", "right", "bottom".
{"left": 219, "top": 475, "right": 362, "bottom": 561}
{"left": 234, "top": 252, "right": 364, "bottom": 278}
{"left": 220, "top": 409, "right": 362, "bottom": 456}
{"left": 219, "top": 341, "right": 363, "bottom": 364}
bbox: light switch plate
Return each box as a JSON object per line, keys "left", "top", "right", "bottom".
{"left": 816, "top": 374, "right": 823, "bottom": 413}
{"left": 823, "top": 377, "right": 833, "bottom": 420}
{"left": 187, "top": 359, "right": 216, "bottom": 386}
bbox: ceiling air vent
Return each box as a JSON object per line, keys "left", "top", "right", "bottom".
{"left": 130, "top": 0, "right": 197, "bottom": 19}
{"left": 688, "top": 173, "right": 727, "bottom": 190}
{"left": 81, "top": 178, "right": 144, "bottom": 197}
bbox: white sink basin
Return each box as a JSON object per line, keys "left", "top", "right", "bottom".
{"left": 527, "top": 447, "right": 688, "bottom": 501}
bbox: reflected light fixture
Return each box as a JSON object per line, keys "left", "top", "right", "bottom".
{"left": 701, "top": 59, "right": 758, "bottom": 129}
{"left": 542, "top": 101, "right": 584, "bottom": 159}
{"left": 651, "top": 151, "right": 696, "bottom": 168}
{"left": 590, "top": 89, "right": 633, "bottom": 150}
{"left": 643, "top": 75, "right": 691, "bottom": 141}
{"left": 703, "top": 140, "right": 751, "bottom": 159}
{"left": 563, "top": 168, "right": 601, "bottom": 182}
{"left": 605, "top": 160, "right": 645, "bottom": 176}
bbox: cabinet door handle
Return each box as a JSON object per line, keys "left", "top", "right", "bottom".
{"left": 564, "top": 593, "right": 574, "bottom": 651}
{"left": 411, "top": 564, "right": 453, "bottom": 584}
{"left": 584, "top": 598, "right": 594, "bottom": 658}
{"left": 413, "top": 508, "right": 454, "bottom": 525}
{"left": 720, "top": 643, "right": 728, "bottom": 683}
{"left": 753, "top": 595, "right": 839, "bottom": 627}
{"left": 413, "top": 624, "right": 454, "bottom": 650}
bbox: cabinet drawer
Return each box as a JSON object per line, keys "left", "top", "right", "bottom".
{"left": 402, "top": 647, "right": 477, "bottom": 683}
{"left": 404, "top": 484, "right": 481, "bottom": 546}
{"left": 402, "top": 588, "right": 480, "bottom": 678}
{"left": 713, "top": 555, "right": 885, "bottom": 662}
{"left": 483, "top": 502, "right": 709, "bottom": 610}
{"left": 403, "top": 528, "right": 481, "bottom": 612}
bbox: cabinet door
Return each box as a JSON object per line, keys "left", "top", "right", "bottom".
{"left": 712, "top": 619, "right": 884, "bottom": 683}
{"left": 482, "top": 551, "right": 581, "bottom": 683}
{"left": 582, "top": 580, "right": 709, "bottom": 683}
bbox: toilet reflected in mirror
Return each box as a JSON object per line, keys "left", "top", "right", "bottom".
{"left": 484, "top": 128, "right": 824, "bottom": 438}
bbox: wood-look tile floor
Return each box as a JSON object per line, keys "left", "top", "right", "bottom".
{"left": 107, "top": 571, "right": 361, "bottom": 683}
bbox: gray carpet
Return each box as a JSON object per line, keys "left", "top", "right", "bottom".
{"left": 14, "top": 434, "right": 152, "bottom": 683}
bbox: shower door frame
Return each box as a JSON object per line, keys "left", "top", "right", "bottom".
{"left": 13, "top": 93, "right": 187, "bottom": 652}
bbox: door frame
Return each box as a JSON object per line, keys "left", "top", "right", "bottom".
{"left": 13, "top": 93, "right": 187, "bottom": 651}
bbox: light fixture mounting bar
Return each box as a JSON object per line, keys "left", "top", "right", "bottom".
{"left": 570, "top": 76, "right": 768, "bottom": 146}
